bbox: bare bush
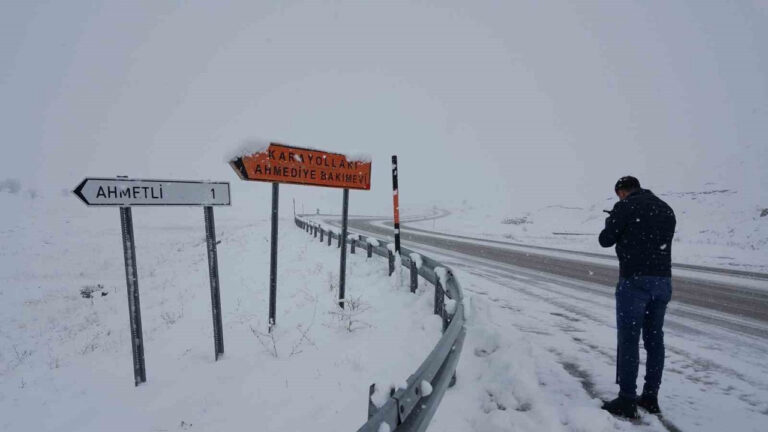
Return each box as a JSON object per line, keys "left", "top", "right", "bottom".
{"left": 250, "top": 326, "right": 279, "bottom": 358}
{"left": 328, "top": 296, "right": 371, "bottom": 332}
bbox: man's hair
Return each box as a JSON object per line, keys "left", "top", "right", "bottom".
{"left": 615, "top": 176, "right": 641, "bottom": 192}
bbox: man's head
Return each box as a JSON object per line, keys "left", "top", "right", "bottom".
{"left": 614, "top": 176, "right": 641, "bottom": 200}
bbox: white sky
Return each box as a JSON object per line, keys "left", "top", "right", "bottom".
{"left": 2, "top": 0, "right": 766, "bottom": 215}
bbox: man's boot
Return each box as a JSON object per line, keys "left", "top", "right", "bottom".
{"left": 638, "top": 393, "right": 661, "bottom": 414}
{"left": 602, "top": 396, "right": 639, "bottom": 419}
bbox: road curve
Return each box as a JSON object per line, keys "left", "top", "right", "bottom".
{"left": 318, "top": 214, "right": 768, "bottom": 337}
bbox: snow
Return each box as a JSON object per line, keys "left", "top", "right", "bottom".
{"left": 418, "top": 247, "right": 768, "bottom": 432}
{"left": 420, "top": 380, "right": 433, "bottom": 397}
{"left": 377, "top": 422, "right": 391, "bottom": 432}
{"left": 366, "top": 238, "right": 379, "bottom": 247}
{"left": 386, "top": 243, "right": 396, "bottom": 253}
{"left": 345, "top": 152, "right": 372, "bottom": 163}
{"left": 444, "top": 298, "right": 457, "bottom": 315}
{"left": 434, "top": 267, "right": 448, "bottom": 283}
{"left": 223, "top": 139, "right": 370, "bottom": 164}
{"left": 0, "top": 192, "right": 443, "bottom": 432}
{"left": 224, "top": 138, "right": 271, "bottom": 162}
{"left": 409, "top": 253, "right": 423, "bottom": 269}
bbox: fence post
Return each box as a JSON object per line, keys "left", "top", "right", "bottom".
{"left": 388, "top": 250, "right": 395, "bottom": 276}
{"left": 410, "top": 259, "right": 418, "bottom": 293}
{"left": 367, "top": 243, "right": 373, "bottom": 258}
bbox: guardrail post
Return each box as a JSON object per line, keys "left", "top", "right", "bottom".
{"left": 350, "top": 238, "right": 356, "bottom": 254}
{"left": 314, "top": 225, "right": 318, "bottom": 238}
{"left": 410, "top": 259, "right": 418, "bottom": 293}
{"left": 368, "top": 384, "right": 377, "bottom": 419}
{"left": 388, "top": 250, "right": 395, "bottom": 276}
{"left": 434, "top": 278, "right": 444, "bottom": 317}
{"left": 328, "top": 232, "right": 332, "bottom": 246}
{"left": 320, "top": 229, "right": 324, "bottom": 242}
{"left": 337, "top": 233, "right": 342, "bottom": 248}
{"left": 367, "top": 243, "right": 373, "bottom": 258}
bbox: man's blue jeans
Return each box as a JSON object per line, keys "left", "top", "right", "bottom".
{"left": 615, "top": 276, "right": 672, "bottom": 399}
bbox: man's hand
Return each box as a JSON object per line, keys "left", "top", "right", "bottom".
{"left": 599, "top": 201, "right": 629, "bottom": 248}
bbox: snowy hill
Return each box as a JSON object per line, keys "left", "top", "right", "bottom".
{"left": 409, "top": 186, "right": 767, "bottom": 272}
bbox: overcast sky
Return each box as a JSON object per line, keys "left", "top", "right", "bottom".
{"left": 2, "top": 0, "right": 766, "bottom": 215}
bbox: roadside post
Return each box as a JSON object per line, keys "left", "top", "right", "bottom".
{"left": 391, "top": 155, "right": 401, "bottom": 254}
{"left": 73, "top": 177, "right": 231, "bottom": 385}
{"left": 229, "top": 143, "right": 371, "bottom": 323}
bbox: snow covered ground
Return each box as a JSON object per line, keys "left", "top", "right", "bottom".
{"left": 4, "top": 189, "right": 768, "bottom": 432}
{"left": 0, "top": 191, "right": 443, "bottom": 431}
{"left": 407, "top": 187, "right": 768, "bottom": 273}
{"left": 413, "top": 244, "right": 768, "bottom": 432}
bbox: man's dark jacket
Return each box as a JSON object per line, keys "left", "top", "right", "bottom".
{"left": 599, "top": 189, "right": 676, "bottom": 278}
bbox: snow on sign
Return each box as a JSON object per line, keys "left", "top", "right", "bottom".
{"left": 73, "top": 178, "right": 231, "bottom": 206}
{"left": 229, "top": 143, "right": 372, "bottom": 190}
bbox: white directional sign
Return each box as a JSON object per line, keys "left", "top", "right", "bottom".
{"left": 73, "top": 178, "right": 231, "bottom": 206}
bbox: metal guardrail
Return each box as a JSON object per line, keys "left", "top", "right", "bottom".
{"left": 294, "top": 216, "right": 466, "bottom": 432}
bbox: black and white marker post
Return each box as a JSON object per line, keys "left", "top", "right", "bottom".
{"left": 338, "top": 188, "right": 350, "bottom": 309}
{"left": 391, "top": 155, "right": 401, "bottom": 254}
{"left": 73, "top": 177, "right": 231, "bottom": 385}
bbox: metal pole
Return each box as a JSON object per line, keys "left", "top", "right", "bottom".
{"left": 391, "top": 155, "right": 401, "bottom": 254}
{"left": 204, "top": 206, "right": 224, "bottom": 360}
{"left": 269, "top": 183, "right": 279, "bottom": 331}
{"left": 119, "top": 207, "right": 146, "bottom": 386}
{"left": 339, "top": 189, "right": 349, "bottom": 309}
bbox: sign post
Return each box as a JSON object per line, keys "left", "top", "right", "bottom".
{"left": 269, "top": 183, "right": 279, "bottom": 331}
{"left": 339, "top": 188, "right": 349, "bottom": 308}
{"left": 73, "top": 177, "right": 231, "bottom": 385}
{"left": 229, "top": 143, "right": 371, "bottom": 322}
{"left": 119, "top": 205, "right": 146, "bottom": 386}
{"left": 204, "top": 206, "right": 225, "bottom": 360}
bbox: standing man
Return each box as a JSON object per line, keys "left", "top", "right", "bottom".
{"left": 599, "top": 176, "right": 676, "bottom": 419}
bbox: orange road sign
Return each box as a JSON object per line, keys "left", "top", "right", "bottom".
{"left": 229, "top": 143, "right": 372, "bottom": 190}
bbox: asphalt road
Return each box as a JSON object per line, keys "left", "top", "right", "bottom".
{"left": 323, "top": 215, "right": 768, "bottom": 338}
